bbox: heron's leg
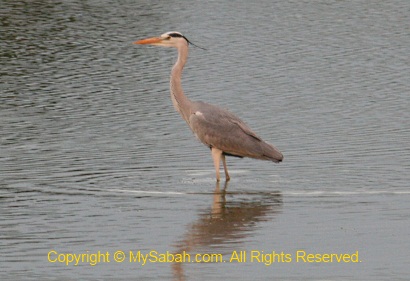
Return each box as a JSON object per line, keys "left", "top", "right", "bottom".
{"left": 221, "top": 154, "right": 230, "bottom": 181}
{"left": 211, "top": 147, "right": 223, "bottom": 181}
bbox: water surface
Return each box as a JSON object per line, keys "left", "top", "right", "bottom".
{"left": 1, "top": 0, "right": 409, "bottom": 280}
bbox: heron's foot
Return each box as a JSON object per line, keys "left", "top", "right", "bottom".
{"left": 216, "top": 175, "right": 230, "bottom": 182}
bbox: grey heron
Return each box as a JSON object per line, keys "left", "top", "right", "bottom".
{"left": 135, "top": 31, "right": 283, "bottom": 181}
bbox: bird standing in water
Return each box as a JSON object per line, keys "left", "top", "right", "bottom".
{"left": 135, "top": 31, "right": 283, "bottom": 181}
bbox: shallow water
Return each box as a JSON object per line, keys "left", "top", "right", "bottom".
{"left": 1, "top": 0, "right": 409, "bottom": 280}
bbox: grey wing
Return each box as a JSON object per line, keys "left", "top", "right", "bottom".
{"left": 188, "top": 102, "right": 283, "bottom": 162}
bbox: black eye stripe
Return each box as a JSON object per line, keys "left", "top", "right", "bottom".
{"left": 167, "top": 32, "right": 191, "bottom": 44}
{"left": 164, "top": 32, "right": 203, "bottom": 48}
{"left": 168, "top": 33, "right": 183, "bottom": 38}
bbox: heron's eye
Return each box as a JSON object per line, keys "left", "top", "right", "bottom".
{"left": 168, "top": 33, "right": 183, "bottom": 38}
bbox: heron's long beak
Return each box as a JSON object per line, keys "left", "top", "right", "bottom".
{"left": 133, "top": 37, "right": 163, "bottom": 45}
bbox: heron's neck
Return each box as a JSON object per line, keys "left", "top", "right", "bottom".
{"left": 170, "top": 44, "right": 192, "bottom": 123}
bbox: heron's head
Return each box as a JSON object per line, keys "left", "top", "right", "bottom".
{"left": 134, "top": 31, "right": 189, "bottom": 48}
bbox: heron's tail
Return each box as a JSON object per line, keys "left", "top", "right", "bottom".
{"left": 260, "top": 142, "right": 283, "bottom": 163}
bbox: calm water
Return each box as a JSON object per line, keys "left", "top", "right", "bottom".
{"left": 1, "top": 0, "right": 409, "bottom": 280}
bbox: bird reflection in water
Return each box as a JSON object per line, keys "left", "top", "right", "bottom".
{"left": 171, "top": 181, "right": 282, "bottom": 280}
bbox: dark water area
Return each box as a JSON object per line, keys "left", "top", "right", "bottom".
{"left": 1, "top": 0, "right": 409, "bottom": 280}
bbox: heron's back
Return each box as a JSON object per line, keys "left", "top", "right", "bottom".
{"left": 188, "top": 101, "right": 283, "bottom": 162}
